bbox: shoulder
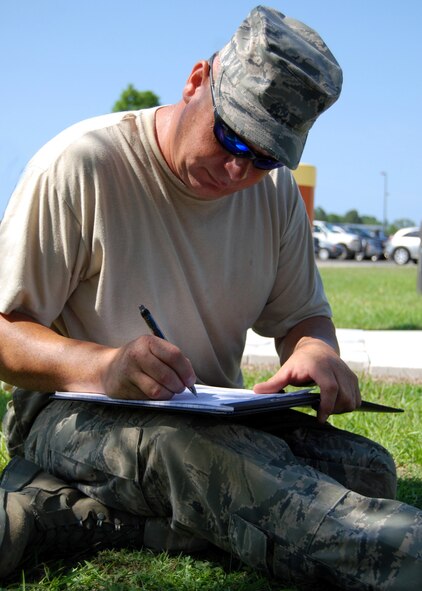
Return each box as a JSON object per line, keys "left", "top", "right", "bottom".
{"left": 241, "top": 166, "right": 305, "bottom": 223}
{"left": 267, "top": 166, "right": 301, "bottom": 198}
{"left": 27, "top": 109, "right": 157, "bottom": 174}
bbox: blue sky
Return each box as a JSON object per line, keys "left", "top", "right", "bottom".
{"left": 1, "top": 1, "right": 421, "bottom": 224}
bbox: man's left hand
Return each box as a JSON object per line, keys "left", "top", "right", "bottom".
{"left": 253, "top": 326, "right": 361, "bottom": 423}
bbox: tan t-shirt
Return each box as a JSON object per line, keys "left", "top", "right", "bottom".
{"left": 0, "top": 108, "right": 331, "bottom": 387}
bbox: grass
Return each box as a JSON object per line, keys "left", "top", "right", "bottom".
{"left": 0, "top": 549, "right": 292, "bottom": 591}
{"left": 319, "top": 265, "right": 422, "bottom": 329}
{"left": 1, "top": 369, "right": 421, "bottom": 591}
{"left": 1, "top": 264, "right": 421, "bottom": 589}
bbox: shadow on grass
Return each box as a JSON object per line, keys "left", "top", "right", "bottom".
{"left": 386, "top": 323, "right": 422, "bottom": 330}
{"left": 397, "top": 477, "right": 422, "bottom": 509}
{"left": 0, "top": 547, "right": 337, "bottom": 591}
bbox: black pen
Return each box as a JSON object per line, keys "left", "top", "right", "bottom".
{"left": 139, "top": 305, "right": 198, "bottom": 396}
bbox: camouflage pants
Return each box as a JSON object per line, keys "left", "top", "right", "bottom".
{"left": 22, "top": 400, "right": 422, "bottom": 590}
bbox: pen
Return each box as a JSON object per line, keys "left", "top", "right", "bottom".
{"left": 139, "top": 305, "right": 198, "bottom": 396}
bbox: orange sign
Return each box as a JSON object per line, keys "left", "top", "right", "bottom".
{"left": 292, "top": 164, "right": 316, "bottom": 224}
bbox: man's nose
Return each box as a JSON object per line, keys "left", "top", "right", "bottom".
{"left": 224, "top": 157, "right": 252, "bottom": 181}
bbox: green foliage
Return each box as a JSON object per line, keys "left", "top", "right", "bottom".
{"left": 343, "top": 209, "right": 361, "bottom": 224}
{"left": 313, "top": 206, "right": 327, "bottom": 220}
{"left": 112, "top": 84, "right": 160, "bottom": 112}
{"left": 313, "top": 206, "right": 416, "bottom": 233}
{"left": 388, "top": 218, "right": 419, "bottom": 235}
{"left": 361, "top": 214, "right": 383, "bottom": 225}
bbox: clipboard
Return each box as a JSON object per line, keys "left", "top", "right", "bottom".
{"left": 51, "top": 385, "right": 403, "bottom": 416}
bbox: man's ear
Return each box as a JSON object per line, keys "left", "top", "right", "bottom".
{"left": 182, "top": 60, "right": 210, "bottom": 103}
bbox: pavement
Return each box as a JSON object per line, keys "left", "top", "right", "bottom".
{"left": 243, "top": 328, "right": 422, "bottom": 381}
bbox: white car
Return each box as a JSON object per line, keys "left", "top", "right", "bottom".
{"left": 385, "top": 227, "right": 421, "bottom": 265}
{"left": 313, "top": 220, "right": 362, "bottom": 260}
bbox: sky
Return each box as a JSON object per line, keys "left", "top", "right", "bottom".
{"left": 1, "top": 0, "right": 421, "bottom": 224}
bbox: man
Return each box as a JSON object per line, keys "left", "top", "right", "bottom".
{"left": 0, "top": 6, "right": 421, "bottom": 588}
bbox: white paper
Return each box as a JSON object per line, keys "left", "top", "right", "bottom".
{"left": 52, "top": 385, "right": 316, "bottom": 413}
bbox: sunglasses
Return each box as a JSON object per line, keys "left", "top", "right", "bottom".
{"left": 209, "top": 55, "right": 284, "bottom": 171}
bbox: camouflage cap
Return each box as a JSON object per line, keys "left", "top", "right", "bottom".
{"left": 214, "top": 5, "right": 343, "bottom": 169}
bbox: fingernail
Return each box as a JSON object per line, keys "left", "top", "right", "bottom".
{"left": 187, "top": 375, "right": 196, "bottom": 388}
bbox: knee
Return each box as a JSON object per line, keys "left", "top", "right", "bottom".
{"left": 329, "top": 428, "right": 398, "bottom": 499}
{"left": 364, "top": 441, "right": 397, "bottom": 499}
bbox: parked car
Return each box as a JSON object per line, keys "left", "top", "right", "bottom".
{"left": 312, "top": 221, "right": 362, "bottom": 260}
{"left": 368, "top": 228, "right": 389, "bottom": 249}
{"left": 342, "top": 225, "right": 384, "bottom": 261}
{"left": 314, "top": 236, "right": 342, "bottom": 260}
{"left": 384, "top": 227, "right": 421, "bottom": 265}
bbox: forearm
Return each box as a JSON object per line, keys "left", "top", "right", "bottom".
{"left": 0, "top": 312, "right": 115, "bottom": 393}
{"left": 276, "top": 315, "right": 340, "bottom": 365}
{"left": 0, "top": 311, "right": 196, "bottom": 400}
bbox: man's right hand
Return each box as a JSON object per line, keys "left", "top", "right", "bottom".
{"left": 101, "top": 335, "right": 197, "bottom": 400}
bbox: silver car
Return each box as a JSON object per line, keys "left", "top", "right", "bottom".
{"left": 313, "top": 221, "right": 362, "bottom": 260}
{"left": 385, "top": 226, "right": 421, "bottom": 265}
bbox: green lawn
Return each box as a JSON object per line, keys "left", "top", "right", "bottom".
{"left": 319, "top": 265, "right": 422, "bottom": 329}
{"left": 1, "top": 369, "right": 421, "bottom": 590}
{"left": 1, "top": 264, "right": 421, "bottom": 590}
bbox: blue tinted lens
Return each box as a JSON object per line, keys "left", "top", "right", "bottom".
{"left": 214, "top": 119, "right": 284, "bottom": 170}
{"left": 215, "top": 120, "right": 252, "bottom": 157}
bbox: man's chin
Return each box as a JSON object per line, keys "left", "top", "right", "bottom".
{"left": 194, "top": 186, "right": 235, "bottom": 200}
{"left": 187, "top": 177, "right": 237, "bottom": 200}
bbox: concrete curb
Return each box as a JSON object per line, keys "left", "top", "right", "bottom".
{"left": 243, "top": 329, "right": 422, "bottom": 381}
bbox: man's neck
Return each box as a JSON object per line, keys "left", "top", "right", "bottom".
{"left": 154, "top": 104, "right": 176, "bottom": 164}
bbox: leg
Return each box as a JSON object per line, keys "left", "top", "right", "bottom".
{"left": 255, "top": 409, "right": 397, "bottom": 499}
{"left": 25, "top": 400, "right": 422, "bottom": 590}
{"left": 0, "top": 456, "right": 146, "bottom": 579}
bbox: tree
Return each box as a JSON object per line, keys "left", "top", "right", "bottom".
{"left": 314, "top": 206, "right": 327, "bottom": 221}
{"left": 326, "top": 213, "right": 342, "bottom": 223}
{"left": 314, "top": 206, "right": 384, "bottom": 227}
{"left": 343, "top": 209, "right": 362, "bottom": 224}
{"left": 112, "top": 84, "right": 160, "bottom": 112}
{"left": 392, "top": 218, "right": 416, "bottom": 229}
{"left": 361, "top": 215, "right": 382, "bottom": 225}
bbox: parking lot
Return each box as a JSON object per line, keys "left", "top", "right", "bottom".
{"left": 313, "top": 222, "right": 421, "bottom": 266}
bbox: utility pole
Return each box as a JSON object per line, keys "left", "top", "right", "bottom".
{"left": 380, "top": 171, "right": 388, "bottom": 233}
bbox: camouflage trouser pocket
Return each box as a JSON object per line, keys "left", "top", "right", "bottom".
{"left": 228, "top": 514, "right": 269, "bottom": 572}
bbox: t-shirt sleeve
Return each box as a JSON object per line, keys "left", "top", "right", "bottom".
{"left": 0, "top": 163, "right": 89, "bottom": 327}
{"left": 251, "top": 171, "right": 332, "bottom": 339}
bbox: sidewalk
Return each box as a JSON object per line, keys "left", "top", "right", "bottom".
{"left": 243, "top": 328, "right": 422, "bottom": 381}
